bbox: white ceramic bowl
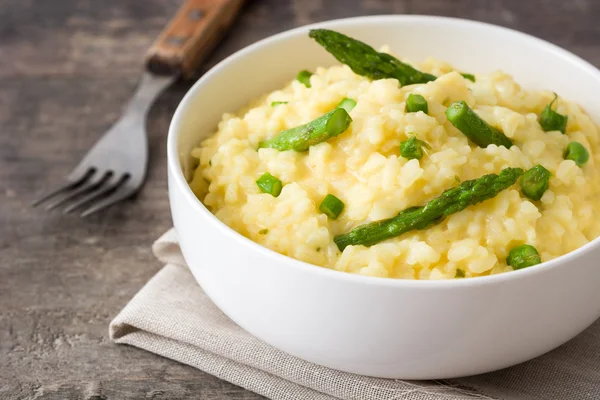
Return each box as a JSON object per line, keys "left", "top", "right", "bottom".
{"left": 167, "top": 16, "right": 600, "bottom": 379}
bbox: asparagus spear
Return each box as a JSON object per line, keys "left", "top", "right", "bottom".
{"left": 334, "top": 167, "right": 523, "bottom": 250}
{"left": 405, "top": 93, "right": 428, "bottom": 114}
{"left": 446, "top": 101, "right": 513, "bottom": 148}
{"left": 336, "top": 98, "right": 356, "bottom": 113}
{"left": 319, "top": 194, "right": 345, "bottom": 219}
{"left": 297, "top": 70, "right": 313, "bottom": 88}
{"left": 539, "top": 93, "right": 568, "bottom": 134}
{"left": 308, "top": 29, "right": 436, "bottom": 86}
{"left": 460, "top": 73, "right": 476, "bottom": 82}
{"left": 520, "top": 164, "right": 551, "bottom": 201}
{"left": 259, "top": 108, "right": 352, "bottom": 151}
{"left": 256, "top": 173, "right": 283, "bottom": 197}
{"left": 400, "top": 136, "right": 430, "bottom": 160}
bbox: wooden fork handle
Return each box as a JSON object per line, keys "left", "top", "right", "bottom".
{"left": 145, "top": 0, "right": 246, "bottom": 78}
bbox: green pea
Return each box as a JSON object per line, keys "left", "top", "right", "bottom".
{"left": 507, "top": 244, "right": 541, "bottom": 270}
{"left": 564, "top": 141, "right": 589, "bottom": 167}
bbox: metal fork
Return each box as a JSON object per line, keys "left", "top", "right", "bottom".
{"left": 32, "top": 73, "right": 174, "bottom": 216}
{"left": 33, "top": 0, "right": 246, "bottom": 216}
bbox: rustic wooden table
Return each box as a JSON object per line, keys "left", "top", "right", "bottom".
{"left": 1, "top": 0, "right": 599, "bottom": 398}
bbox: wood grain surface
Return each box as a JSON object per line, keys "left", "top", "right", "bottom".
{"left": 145, "top": 0, "right": 247, "bottom": 76}
{"left": 1, "top": 0, "right": 599, "bottom": 399}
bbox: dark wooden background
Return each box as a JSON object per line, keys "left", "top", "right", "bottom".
{"left": 1, "top": 0, "right": 599, "bottom": 399}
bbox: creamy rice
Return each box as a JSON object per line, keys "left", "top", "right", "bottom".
{"left": 189, "top": 52, "right": 600, "bottom": 279}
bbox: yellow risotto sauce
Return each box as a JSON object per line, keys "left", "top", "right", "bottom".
{"left": 189, "top": 51, "right": 600, "bottom": 280}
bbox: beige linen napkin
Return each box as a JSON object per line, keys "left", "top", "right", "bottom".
{"left": 110, "top": 229, "right": 600, "bottom": 400}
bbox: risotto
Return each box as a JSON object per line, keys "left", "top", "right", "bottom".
{"left": 189, "top": 30, "right": 600, "bottom": 280}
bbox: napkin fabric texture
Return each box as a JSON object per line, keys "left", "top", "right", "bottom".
{"left": 109, "top": 229, "right": 600, "bottom": 400}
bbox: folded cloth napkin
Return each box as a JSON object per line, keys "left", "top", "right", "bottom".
{"left": 110, "top": 229, "right": 600, "bottom": 400}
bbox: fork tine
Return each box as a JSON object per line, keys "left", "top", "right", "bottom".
{"left": 79, "top": 182, "right": 135, "bottom": 217}
{"left": 62, "top": 175, "right": 125, "bottom": 214}
{"left": 32, "top": 168, "right": 94, "bottom": 207}
{"left": 44, "top": 172, "right": 108, "bottom": 211}
{"left": 31, "top": 181, "right": 79, "bottom": 207}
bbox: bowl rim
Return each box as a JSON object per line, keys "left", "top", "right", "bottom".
{"left": 167, "top": 14, "right": 600, "bottom": 287}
